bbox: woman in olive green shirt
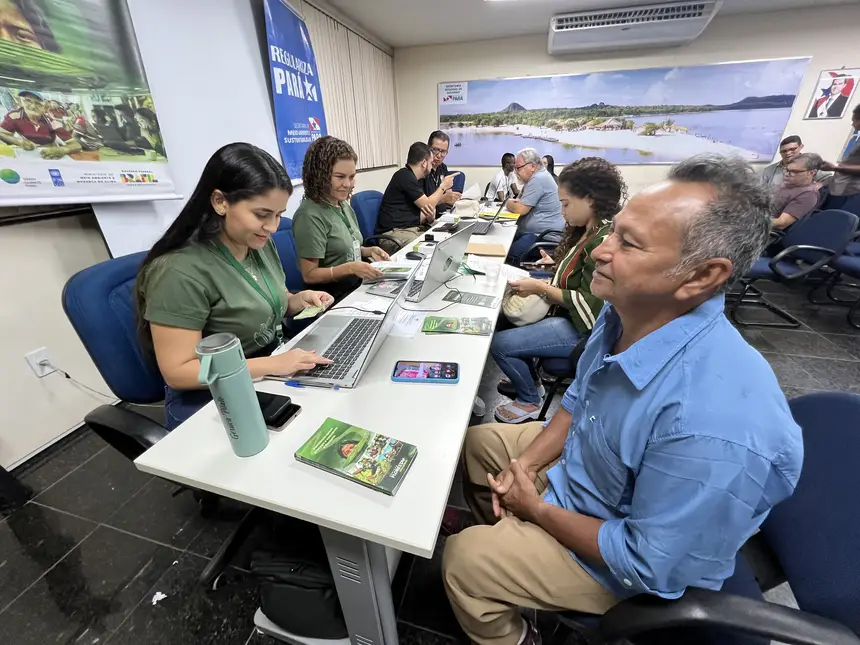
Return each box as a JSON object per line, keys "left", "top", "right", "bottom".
{"left": 136, "top": 143, "right": 333, "bottom": 429}
{"left": 292, "top": 136, "right": 390, "bottom": 301}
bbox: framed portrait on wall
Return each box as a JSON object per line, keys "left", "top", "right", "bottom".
{"left": 804, "top": 68, "right": 860, "bottom": 120}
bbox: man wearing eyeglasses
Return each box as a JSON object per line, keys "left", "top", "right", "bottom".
{"left": 771, "top": 153, "right": 823, "bottom": 231}
{"left": 761, "top": 135, "right": 830, "bottom": 188}
{"left": 504, "top": 147, "right": 564, "bottom": 265}
{"left": 423, "top": 130, "right": 462, "bottom": 214}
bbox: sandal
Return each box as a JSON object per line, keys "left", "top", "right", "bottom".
{"left": 494, "top": 401, "right": 541, "bottom": 424}
{"left": 496, "top": 379, "right": 546, "bottom": 399}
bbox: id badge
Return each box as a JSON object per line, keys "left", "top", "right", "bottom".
{"left": 352, "top": 240, "right": 361, "bottom": 262}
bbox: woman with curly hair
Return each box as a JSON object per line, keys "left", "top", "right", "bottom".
{"left": 292, "top": 136, "right": 390, "bottom": 301}
{"left": 491, "top": 157, "right": 627, "bottom": 423}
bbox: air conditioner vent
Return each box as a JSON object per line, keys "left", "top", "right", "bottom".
{"left": 555, "top": 4, "right": 709, "bottom": 31}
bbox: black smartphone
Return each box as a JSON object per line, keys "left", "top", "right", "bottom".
{"left": 256, "top": 391, "right": 301, "bottom": 430}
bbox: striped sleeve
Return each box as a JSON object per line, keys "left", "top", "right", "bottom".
{"left": 558, "top": 223, "right": 610, "bottom": 333}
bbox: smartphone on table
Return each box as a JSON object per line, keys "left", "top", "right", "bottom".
{"left": 256, "top": 391, "right": 301, "bottom": 430}
{"left": 392, "top": 361, "right": 460, "bottom": 384}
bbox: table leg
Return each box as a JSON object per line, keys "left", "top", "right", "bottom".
{"left": 320, "top": 527, "right": 399, "bottom": 645}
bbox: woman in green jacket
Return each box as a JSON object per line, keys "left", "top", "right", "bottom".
{"left": 492, "top": 157, "right": 627, "bottom": 423}
{"left": 292, "top": 136, "right": 390, "bottom": 301}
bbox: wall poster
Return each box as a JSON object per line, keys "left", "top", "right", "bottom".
{"left": 438, "top": 58, "right": 811, "bottom": 167}
{"left": 0, "top": 0, "right": 178, "bottom": 205}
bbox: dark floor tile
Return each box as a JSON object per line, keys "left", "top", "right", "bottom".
{"left": 0, "top": 467, "right": 32, "bottom": 519}
{"left": 397, "top": 620, "right": 461, "bottom": 645}
{"left": 737, "top": 329, "right": 780, "bottom": 354}
{"left": 750, "top": 329, "right": 847, "bottom": 360}
{"left": 34, "top": 447, "right": 152, "bottom": 523}
{"left": 759, "top": 354, "right": 824, "bottom": 391}
{"left": 785, "top": 356, "right": 860, "bottom": 394}
{"left": 822, "top": 333, "right": 860, "bottom": 361}
{"left": 13, "top": 428, "right": 107, "bottom": 497}
{"left": 793, "top": 309, "right": 856, "bottom": 335}
{"left": 105, "top": 478, "right": 208, "bottom": 550}
{"left": 729, "top": 303, "right": 810, "bottom": 329}
{"left": 106, "top": 556, "right": 258, "bottom": 645}
{"left": 184, "top": 499, "right": 255, "bottom": 566}
{"left": 0, "top": 504, "right": 96, "bottom": 611}
{"left": 399, "top": 534, "right": 467, "bottom": 640}
{"left": 756, "top": 291, "right": 819, "bottom": 314}
{"left": 0, "top": 525, "right": 179, "bottom": 645}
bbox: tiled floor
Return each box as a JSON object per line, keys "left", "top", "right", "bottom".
{"left": 1, "top": 279, "right": 856, "bottom": 645}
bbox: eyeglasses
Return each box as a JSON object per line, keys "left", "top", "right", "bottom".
{"left": 430, "top": 147, "right": 448, "bottom": 157}
{"left": 784, "top": 168, "right": 811, "bottom": 176}
{"left": 515, "top": 162, "right": 535, "bottom": 171}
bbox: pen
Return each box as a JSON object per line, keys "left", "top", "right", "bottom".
{"left": 284, "top": 381, "right": 305, "bottom": 388}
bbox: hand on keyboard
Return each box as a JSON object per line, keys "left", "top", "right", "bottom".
{"left": 268, "top": 349, "right": 332, "bottom": 376}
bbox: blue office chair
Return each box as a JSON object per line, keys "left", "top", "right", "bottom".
{"left": 350, "top": 190, "right": 406, "bottom": 251}
{"left": 729, "top": 209, "right": 858, "bottom": 328}
{"left": 271, "top": 220, "right": 306, "bottom": 294}
{"left": 809, "top": 253, "right": 860, "bottom": 329}
{"left": 450, "top": 171, "right": 466, "bottom": 194}
{"left": 555, "top": 391, "right": 860, "bottom": 645}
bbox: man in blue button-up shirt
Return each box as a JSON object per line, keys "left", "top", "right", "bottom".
{"left": 444, "top": 154, "right": 804, "bottom": 645}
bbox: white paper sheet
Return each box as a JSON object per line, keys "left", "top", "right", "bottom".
{"left": 388, "top": 310, "right": 423, "bottom": 338}
{"left": 460, "top": 183, "right": 482, "bottom": 200}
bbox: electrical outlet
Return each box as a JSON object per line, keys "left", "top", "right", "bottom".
{"left": 25, "top": 347, "right": 58, "bottom": 378}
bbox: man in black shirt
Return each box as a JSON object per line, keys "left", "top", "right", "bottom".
{"left": 376, "top": 141, "right": 457, "bottom": 253}
{"left": 423, "top": 130, "right": 461, "bottom": 215}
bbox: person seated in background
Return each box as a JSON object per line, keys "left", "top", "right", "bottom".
{"left": 542, "top": 154, "right": 558, "bottom": 184}
{"left": 0, "top": 90, "right": 82, "bottom": 159}
{"left": 821, "top": 105, "right": 860, "bottom": 207}
{"left": 292, "top": 136, "right": 390, "bottom": 301}
{"left": 375, "top": 141, "right": 457, "bottom": 253}
{"left": 490, "top": 158, "right": 624, "bottom": 424}
{"left": 761, "top": 135, "right": 831, "bottom": 188}
{"left": 133, "top": 107, "right": 165, "bottom": 156}
{"left": 114, "top": 104, "right": 142, "bottom": 144}
{"left": 485, "top": 152, "right": 520, "bottom": 201}
{"left": 423, "top": 130, "right": 461, "bottom": 213}
{"left": 505, "top": 147, "right": 565, "bottom": 265}
{"left": 772, "top": 153, "right": 823, "bottom": 231}
{"left": 443, "top": 153, "right": 803, "bottom": 645}
{"left": 136, "top": 143, "right": 333, "bottom": 430}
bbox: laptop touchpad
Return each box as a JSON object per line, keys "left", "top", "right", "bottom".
{"left": 292, "top": 317, "right": 344, "bottom": 354}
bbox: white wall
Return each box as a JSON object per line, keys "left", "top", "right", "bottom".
{"left": 394, "top": 5, "right": 860, "bottom": 196}
{"left": 0, "top": 212, "right": 112, "bottom": 468}
{"left": 94, "top": 0, "right": 395, "bottom": 258}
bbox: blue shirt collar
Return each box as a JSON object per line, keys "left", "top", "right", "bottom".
{"left": 601, "top": 293, "right": 726, "bottom": 390}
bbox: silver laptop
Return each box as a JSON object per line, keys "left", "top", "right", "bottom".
{"left": 268, "top": 274, "right": 415, "bottom": 389}
{"left": 406, "top": 222, "right": 476, "bottom": 303}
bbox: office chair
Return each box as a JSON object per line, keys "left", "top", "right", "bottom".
{"left": 808, "top": 252, "right": 860, "bottom": 329}
{"left": 520, "top": 229, "right": 564, "bottom": 264}
{"left": 271, "top": 220, "right": 307, "bottom": 294}
{"left": 552, "top": 391, "right": 860, "bottom": 645}
{"left": 728, "top": 209, "right": 858, "bottom": 328}
{"left": 451, "top": 171, "right": 466, "bottom": 193}
{"left": 350, "top": 190, "right": 406, "bottom": 251}
{"left": 62, "top": 244, "right": 307, "bottom": 589}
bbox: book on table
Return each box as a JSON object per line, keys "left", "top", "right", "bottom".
{"left": 366, "top": 280, "right": 406, "bottom": 298}
{"left": 421, "top": 316, "right": 493, "bottom": 336}
{"left": 294, "top": 418, "right": 418, "bottom": 496}
{"left": 363, "top": 262, "right": 418, "bottom": 284}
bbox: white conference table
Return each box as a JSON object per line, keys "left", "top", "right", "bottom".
{"left": 134, "top": 215, "right": 519, "bottom": 645}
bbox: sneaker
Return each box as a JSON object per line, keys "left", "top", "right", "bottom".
{"left": 497, "top": 379, "right": 546, "bottom": 400}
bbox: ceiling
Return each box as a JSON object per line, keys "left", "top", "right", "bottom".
{"left": 326, "top": 0, "right": 860, "bottom": 48}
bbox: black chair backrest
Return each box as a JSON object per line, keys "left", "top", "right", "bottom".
{"left": 761, "top": 392, "right": 860, "bottom": 634}
{"left": 781, "top": 209, "right": 858, "bottom": 263}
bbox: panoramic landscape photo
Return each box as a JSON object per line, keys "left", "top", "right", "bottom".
{"left": 438, "top": 58, "right": 810, "bottom": 166}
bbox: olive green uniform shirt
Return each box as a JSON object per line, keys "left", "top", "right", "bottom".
{"left": 138, "top": 240, "right": 288, "bottom": 356}
{"left": 292, "top": 198, "right": 363, "bottom": 268}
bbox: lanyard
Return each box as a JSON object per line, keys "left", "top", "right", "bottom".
{"left": 215, "top": 242, "right": 282, "bottom": 324}
{"left": 327, "top": 201, "right": 359, "bottom": 239}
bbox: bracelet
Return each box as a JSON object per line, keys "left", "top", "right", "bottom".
{"left": 539, "top": 283, "right": 550, "bottom": 301}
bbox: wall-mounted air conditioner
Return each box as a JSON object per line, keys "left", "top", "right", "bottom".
{"left": 548, "top": 1, "right": 723, "bottom": 55}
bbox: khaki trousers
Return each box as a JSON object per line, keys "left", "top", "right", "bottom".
{"left": 377, "top": 226, "right": 426, "bottom": 254}
{"left": 443, "top": 422, "right": 618, "bottom": 645}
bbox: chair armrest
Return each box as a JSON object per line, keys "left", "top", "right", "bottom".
{"left": 535, "top": 229, "right": 564, "bottom": 243}
{"left": 520, "top": 242, "right": 559, "bottom": 264}
{"left": 85, "top": 404, "right": 169, "bottom": 461}
{"left": 769, "top": 245, "right": 836, "bottom": 280}
{"left": 363, "top": 235, "right": 406, "bottom": 251}
{"left": 599, "top": 588, "right": 860, "bottom": 645}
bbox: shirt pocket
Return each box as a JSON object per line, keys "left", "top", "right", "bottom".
{"left": 581, "top": 414, "right": 629, "bottom": 508}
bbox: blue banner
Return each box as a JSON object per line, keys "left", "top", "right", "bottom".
{"left": 263, "top": 0, "right": 327, "bottom": 180}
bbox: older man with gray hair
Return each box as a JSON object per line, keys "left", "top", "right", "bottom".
{"left": 504, "top": 147, "right": 564, "bottom": 264}
{"left": 772, "top": 152, "right": 824, "bottom": 231}
{"left": 444, "top": 154, "right": 803, "bottom": 645}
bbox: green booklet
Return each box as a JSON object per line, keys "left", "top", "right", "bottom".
{"left": 422, "top": 316, "right": 493, "bottom": 336}
{"left": 295, "top": 418, "right": 418, "bottom": 496}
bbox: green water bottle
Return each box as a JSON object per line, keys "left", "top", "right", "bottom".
{"left": 197, "top": 333, "right": 269, "bottom": 458}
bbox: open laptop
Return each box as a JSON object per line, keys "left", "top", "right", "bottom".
{"left": 406, "top": 222, "right": 476, "bottom": 303}
{"left": 472, "top": 186, "right": 511, "bottom": 236}
{"left": 268, "top": 273, "right": 415, "bottom": 389}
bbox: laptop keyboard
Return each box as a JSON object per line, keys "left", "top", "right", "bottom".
{"left": 407, "top": 280, "right": 424, "bottom": 299}
{"left": 304, "top": 317, "right": 381, "bottom": 380}
{"left": 472, "top": 220, "right": 492, "bottom": 235}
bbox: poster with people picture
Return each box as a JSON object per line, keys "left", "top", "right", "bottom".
{"left": 0, "top": 0, "right": 178, "bottom": 205}
{"left": 805, "top": 69, "right": 860, "bottom": 120}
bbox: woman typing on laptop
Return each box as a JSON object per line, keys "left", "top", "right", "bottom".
{"left": 292, "top": 136, "right": 391, "bottom": 302}
{"left": 136, "top": 143, "right": 333, "bottom": 429}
